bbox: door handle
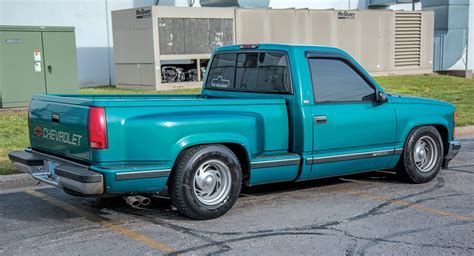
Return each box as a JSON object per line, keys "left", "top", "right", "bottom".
{"left": 47, "top": 65, "right": 52, "bottom": 74}
{"left": 314, "top": 116, "right": 327, "bottom": 124}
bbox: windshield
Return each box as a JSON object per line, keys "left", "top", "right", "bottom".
{"left": 204, "top": 51, "right": 292, "bottom": 94}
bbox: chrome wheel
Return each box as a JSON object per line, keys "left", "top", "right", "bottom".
{"left": 414, "top": 135, "right": 438, "bottom": 172}
{"left": 193, "top": 159, "right": 231, "bottom": 206}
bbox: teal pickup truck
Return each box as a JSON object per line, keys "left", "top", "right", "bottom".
{"left": 9, "top": 44, "right": 461, "bottom": 219}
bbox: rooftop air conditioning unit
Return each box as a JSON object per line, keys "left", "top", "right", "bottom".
{"left": 199, "top": 0, "right": 269, "bottom": 8}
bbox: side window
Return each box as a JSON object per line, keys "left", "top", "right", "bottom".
{"left": 205, "top": 53, "right": 236, "bottom": 89}
{"left": 309, "top": 58, "right": 375, "bottom": 102}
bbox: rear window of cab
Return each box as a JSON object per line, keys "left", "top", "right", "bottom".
{"left": 205, "top": 51, "right": 292, "bottom": 94}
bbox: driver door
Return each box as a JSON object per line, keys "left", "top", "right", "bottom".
{"left": 307, "top": 55, "right": 397, "bottom": 179}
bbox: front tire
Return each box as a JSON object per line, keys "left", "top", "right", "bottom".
{"left": 168, "top": 145, "right": 242, "bottom": 220}
{"left": 397, "top": 126, "right": 444, "bottom": 183}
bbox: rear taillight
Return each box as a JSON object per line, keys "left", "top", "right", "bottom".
{"left": 453, "top": 111, "right": 457, "bottom": 139}
{"left": 88, "top": 107, "right": 108, "bottom": 149}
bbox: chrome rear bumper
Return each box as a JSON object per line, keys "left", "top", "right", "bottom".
{"left": 8, "top": 150, "right": 103, "bottom": 195}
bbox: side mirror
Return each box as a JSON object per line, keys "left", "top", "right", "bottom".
{"left": 376, "top": 91, "right": 388, "bottom": 104}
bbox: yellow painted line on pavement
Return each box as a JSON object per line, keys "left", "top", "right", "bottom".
{"left": 326, "top": 187, "right": 474, "bottom": 222}
{"left": 25, "top": 190, "right": 177, "bottom": 254}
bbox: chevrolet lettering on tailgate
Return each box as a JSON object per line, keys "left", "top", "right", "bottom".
{"left": 34, "top": 126, "right": 83, "bottom": 146}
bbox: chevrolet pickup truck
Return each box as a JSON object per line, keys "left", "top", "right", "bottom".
{"left": 9, "top": 44, "right": 461, "bottom": 219}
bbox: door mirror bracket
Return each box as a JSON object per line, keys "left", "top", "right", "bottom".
{"left": 376, "top": 91, "right": 388, "bottom": 104}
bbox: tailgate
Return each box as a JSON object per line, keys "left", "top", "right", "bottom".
{"left": 29, "top": 97, "right": 91, "bottom": 161}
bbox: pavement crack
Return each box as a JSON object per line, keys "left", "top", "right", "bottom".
{"left": 386, "top": 192, "right": 472, "bottom": 214}
{"left": 448, "top": 168, "right": 474, "bottom": 174}
{"left": 108, "top": 207, "right": 233, "bottom": 254}
{"left": 335, "top": 222, "right": 474, "bottom": 256}
{"left": 449, "top": 164, "right": 474, "bottom": 169}
{"left": 321, "top": 177, "right": 447, "bottom": 224}
{"left": 169, "top": 231, "right": 335, "bottom": 255}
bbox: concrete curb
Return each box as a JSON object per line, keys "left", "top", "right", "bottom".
{"left": 0, "top": 173, "right": 38, "bottom": 191}
{"left": 0, "top": 107, "right": 28, "bottom": 113}
{"left": 458, "top": 126, "right": 474, "bottom": 137}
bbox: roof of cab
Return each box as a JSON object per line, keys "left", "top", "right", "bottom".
{"left": 214, "top": 43, "right": 346, "bottom": 54}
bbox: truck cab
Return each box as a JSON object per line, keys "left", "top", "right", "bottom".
{"left": 10, "top": 44, "right": 461, "bottom": 219}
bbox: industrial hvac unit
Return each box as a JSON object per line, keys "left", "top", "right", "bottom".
{"left": 200, "top": 0, "right": 270, "bottom": 8}
{"left": 112, "top": 7, "right": 234, "bottom": 90}
{"left": 112, "top": 7, "right": 434, "bottom": 90}
{"left": 236, "top": 9, "right": 434, "bottom": 76}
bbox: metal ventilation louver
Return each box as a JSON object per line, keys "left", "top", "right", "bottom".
{"left": 394, "top": 12, "right": 422, "bottom": 67}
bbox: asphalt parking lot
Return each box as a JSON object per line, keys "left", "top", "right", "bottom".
{"left": 1, "top": 137, "right": 473, "bottom": 255}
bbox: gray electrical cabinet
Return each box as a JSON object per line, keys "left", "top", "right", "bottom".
{"left": 0, "top": 26, "right": 79, "bottom": 108}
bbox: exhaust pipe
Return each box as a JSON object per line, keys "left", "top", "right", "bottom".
{"left": 135, "top": 195, "right": 151, "bottom": 206}
{"left": 123, "top": 195, "right": 141, "bottom": 207}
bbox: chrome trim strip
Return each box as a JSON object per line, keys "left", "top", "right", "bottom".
{"left": 115, "top": 169, "right": 171, "bottom": 181}
{"left": 394, "top": 148, "right": 404, "bottom": 154}
{"left": 251, "top": 158, "right": 301, "bottom": 169}
{"left": 307, "top": 148, "right": 404, "bottom": 165}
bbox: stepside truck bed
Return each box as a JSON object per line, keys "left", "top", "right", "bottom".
{"left": 11, "top": 93, "right": 292, "bottom": 195}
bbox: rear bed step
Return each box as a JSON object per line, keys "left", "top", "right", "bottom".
{"left": 8, "top": 151, "right": 44, "bottom": 166}
{"left": 55, "top": 165, "right": 103, "bottom": 183}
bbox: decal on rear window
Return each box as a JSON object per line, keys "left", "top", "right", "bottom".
{"left": 211, "top": 76, "right": 230, "bottom": 88}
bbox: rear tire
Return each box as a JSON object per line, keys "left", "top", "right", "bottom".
{"left": 396, "top": 126, "right": 444, "bottom": 183}
{"left": 168, "top": 145, "right": 242, "bottom": 220}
